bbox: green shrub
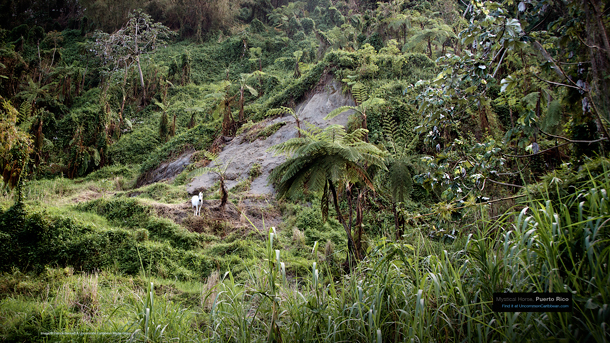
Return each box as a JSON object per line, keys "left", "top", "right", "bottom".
{"left": 328, "top": 7, "right": 345, "bottom": 26}
{"left": 288, "top": 17, "right": 303, "bottom": 35}
{"left": 294, "top": 30, "right": 306, "bottom": 42}
{"left": 366, "top": 32, "right": 383, "bottom": 51}
{"left": 76, "top": 197, "right": 205, "bottom": 250}
{"left": 301, "top": 18, "right": 315, "bottom": 35}
{"left": 109, "top": 126, "right": 160, "bottom": 165}
{"left": 135, "top": 228, "right": 149, "bottom": 241}
{"left": 125, "top": 182, "right": 186, "bottom": 203}
{"left": 139, "top": 120, "right": 220, "bottom": 176}
{"left": 145, "top": 218, "right": 201, "bottom": 250}
{"left": 248, "top": 163, "right": 262, "bottom": 179}
{"left": 0, "top": 203, "right": 136, "bottom": 273}
{"left": 84, "top": 164, "right": 137, "bottom": 181}
{"left": 262, "top": 60, "right": 327, "bottom": 115}
{"left": 295, "top": 206, "right": 345, "bottom": 247}
{"left": 76, "top": 198, "right": 150, "bottom": 228}
{"left": 0, "top": 202, "right": 215, "bottom": 279}
{"left": 524, "top": 157, "right": 610, "bottom": 201}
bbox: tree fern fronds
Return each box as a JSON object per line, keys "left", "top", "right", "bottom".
{"left": 18, "top": 102, "right": 32, "bottom": 122}
{"left": 306, "top": 166, "right": 327, "bottom": 195}
{"left": 343, "top": 128, "right": 369, "bottom": 144}
{"left": 267, "top": 137, "right": 310, "bottom": 155}
{"left": 295, "top": 141, "right": 327, "bottom": 157}
{"left": 324, "top": 106, "right": 357, "bottom": 120}
{"left": 300, "top": 121, "right": 324, "bottom": 138}
{"left": 266, "top": 106, "right": 294, "bottom": 117}
{"left": 268, "top": 123, "right": 385, "bottom": 200}
{"left": 346, "top": 162, "right": 373, "bottom": 189}
{"left": 381, "top": 111, "right": 412, "bottom": 156}
{"left": 541, "top": 100, "right": 562, "bottom": 133}
{"left": 361, "top": 97, "right": 386, "bottom": 109}
{"left": 351, "top": 83, "right": 367, "bottom": 104}
{"left": 202, "top": 150, "right": 219, "bottom": 161}
{"left": 387, "top": 159, "right": 412, "bottom": 203}
{"left": 278, "top": 156, "right": 310, "bottom": 183}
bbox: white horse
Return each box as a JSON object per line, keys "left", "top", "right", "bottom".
{"left": 191, "top": 192, "right": 203, "bottom": 216}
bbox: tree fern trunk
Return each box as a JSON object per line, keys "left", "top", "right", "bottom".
{"left": 355, "top": 188, "right": 364, "bottom": 254}
{"left": 220, "top": 177, "right": 228, "bottom": 210}
{"left": 393, "top": 202, "right": 400, "bottom": 240}
{"left": 329, "top": 179, "right": 360, "bottom": 265}
{"left": 239, "top": 88, "right": 245, "bottom": 122}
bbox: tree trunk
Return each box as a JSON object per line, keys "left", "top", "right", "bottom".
{"left": 35, "top": 116, "right": 43, "bottom": 167}
{"left": 81, "top": 67, "right": 86, "bottom": 94}
{"left": 355, "top": 188, "right": 364, "bottom": 255}
{"left": 239, "top": 88, "right": 245, "bottom": 122}
{"left": 347, "top": 184, "right": 354, "bottom": 250}
{"left": 222, "top": 99, "right": 234, "bottom": 136}
{"left": 118, "top": 68, "right": 128, "bottom": 138}
{"left": 219, "top": 177, "right": 228, "bottom": 210}
{"left": 362, "top": 111, "right": 369, "bottom": 142}
{"left": 188, "top": 113, "right": 196, "bottom": 129}
{"left": 328, "top": 179, "right": 360, "bottom": 265}
{"left": 170, "top": 114, "right": 176, "bottom": 137}
{"left": 585, "top": 0, "right": 610, "bottom": 135}
{"left": 136, "top": 56, "right": 146, "bottom": 102}
{"left": 135, "top": 20, "right": 146, "bottom": 103}
{"left": 393, "top": 202, "right": 404, "bottom": 240}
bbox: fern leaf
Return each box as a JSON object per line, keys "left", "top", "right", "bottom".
{"left": 19, "top": 102, "right": 32, "bottom": 121}
{"left": 351, "top": 83, "right": 367, "bottom": 104}
{"left": 324, "top": 106, "right": 356, "bottom": 120}
{"left": 388, "top": 159, "right": 412, "bottom": 203}
{"left": 541, "top": 100, "right": 562, "bottom": 132}
{"left": 245, "top": 85, "right": 258, "bottom": 97}
{"left": 266, "top": 106, "right": 294, "bottom": 117}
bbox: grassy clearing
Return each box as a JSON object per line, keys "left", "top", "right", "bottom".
{"left": 0, "top": 269, "right": 207, "bottom": 342}
{"left": 1, "top": 156, "right": 608, "bottom": 342}
{"left": 1, "top": 173, "right": 608, "bottom": 341}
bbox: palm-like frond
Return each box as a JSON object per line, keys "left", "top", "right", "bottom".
{"left": 385, "top": 158, "right": 413, "bottom": 203}
{"left": 244, "top": 85, "right": 258, "bottom": 97}
{"left": 266, "top": 106, "right": 294, "bottom": 117}
{"left": 361, "top": 97, "right": 386, "bottom": 109}
{"left": 190, "top": 152, "right": 232, "bottom": 179}
{"left": 351, "top": 83, "right": 367, "bottom": 104}
{"left": 268, "top": 124, "right": 387, "bottom": 199}
{"left": 324, "top": 106, "right": 357, "bottom": 120}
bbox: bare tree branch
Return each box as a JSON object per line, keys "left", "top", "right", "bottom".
{"left": 485, "top": 178, "right": 524, "bottom": 188}
{"left": 538, "top": 129, "right": 609, "bottom": 144}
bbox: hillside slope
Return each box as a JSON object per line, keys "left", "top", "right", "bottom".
{"left": 187, "top": 77, "right": 354, "bottom": 196}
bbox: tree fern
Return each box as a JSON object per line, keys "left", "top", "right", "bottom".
{"left": 268, "top": 124, "right": 387, "bottom": 262}
{"left": 190, "top": 152, "right": 233, "bottom": 210}
{"left": 266, "top": 106, "right": 302, "bottom": 137}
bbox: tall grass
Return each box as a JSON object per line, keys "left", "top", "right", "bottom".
{"left": 195, "top": 175, "right": 609, "bottom": 342}
{"left": 1, "top": 173, "right": 608, "bottom": 342}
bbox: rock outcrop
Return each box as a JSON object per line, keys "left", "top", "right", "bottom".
{"left": 187, "top": 78, "right": 354, "bottom": 196}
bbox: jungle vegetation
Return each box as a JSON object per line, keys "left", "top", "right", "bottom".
{"left": 0, "top": 0, "right": 609, "bottom": 342}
